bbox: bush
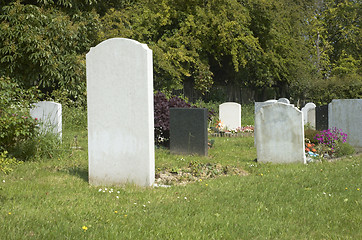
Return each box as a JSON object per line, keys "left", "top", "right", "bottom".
{"left": 0, "top": 77, "right": 41, "bottom": 155}
{"left": 0, "top": 151, "right": 20, "bottom": 174}
{"left": 154, "top": 91, "right": 193, "bottom": 147}
{"left": 304, "top": 128, "right": 320, "bottom": 144}
{"left": 335, "top": 142, "right": 355, "bottom": 157}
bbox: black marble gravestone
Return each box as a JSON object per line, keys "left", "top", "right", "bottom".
{"left": 170, "top": 108, "right": 208, "bottom": 156}
{"left": 316, "top": 105, "right": 328, "bottom": 130}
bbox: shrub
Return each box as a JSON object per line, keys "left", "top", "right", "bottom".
{"left": 335, "top": 142, "right": 355, "bottom": 157}
{"left": 0, "top": 151, "right": 20, "bottom": 174}
{"left": 0, "top": 77, "right": 41, "bottom": 155}
{"left": 154, "top": 91, "right": 193, "bottom": 146}
{"left": 304, "top": 128, "right": 320, "bottom": 144}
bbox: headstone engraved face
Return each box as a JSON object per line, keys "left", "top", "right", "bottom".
{"left": 170, "top": 108, "right": 208, "bottom": 156}
{"left": 219, "top": 102, "right": 241, "bottom": 130}
{"left": 255, "top": 103, "right": 306, "bottom": 164}
{"left": 328, "top": 99, "right": 362, "bottom": 148}
{"left": 302, "top": 102, "right": 316, "bottom": 126}
{"left": 316, "top": 105, "right": 328, "bottom": 130}
{"left": 30, "top": 101, "right": 62, "bottom": 139}
{"left": 87, "top": 38, "right": 154, "bottom": 186}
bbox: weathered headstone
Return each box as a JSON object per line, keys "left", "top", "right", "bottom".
{"left": 254, "top": 99, "right": 277, "bottom": 114}
{"left": 329, "top": 99, "right": 362, "bottom": 148}
{"left": 170, "top": 108, "right": 208, "bottom": 156}
{"left": 301, "top": 102, "right": 316, "bottom": 126}
{"left": 307, "top": 108, "right": 316, "bottom": 129}
{"left": 316, "top": 105, "right": 328, "bottom": 130}
{"left": 87, "top": 38, "right": 154, "bottom": 187}
{"left": 219, "top": 102, "right": 241, "bottom": 130}
{"left": 30, "top": 101, "right": 62, "bottom": 138}
{"left": 278, "top": 98, "right": 290, "bottom": 104}
{"left": 255, "top": 103, "right": 306, "bottom": 164}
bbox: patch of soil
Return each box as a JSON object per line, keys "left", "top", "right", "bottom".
{"left": 155, "top": 163, "right": 249, "bottom": 186}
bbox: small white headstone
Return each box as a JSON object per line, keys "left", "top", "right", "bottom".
{"left": 329, "top": 99, "right": 362, "bottom": 148}
{"left": 219, "top": 102, "right": 241, "bottom": 130}
{"left": 307, "top": 108, "right": 316, "bottom": 129}
{"left": 87, "top": 38, "right": 155, "bottom": 187}
{"left": 301, "top": 102, "right": 316, "bottom": 125}
{"left": 255, "top": 103, "right": 306, "bottom": 164}
{"left": 30, "top": 101, "right": 62, "bottom": 138}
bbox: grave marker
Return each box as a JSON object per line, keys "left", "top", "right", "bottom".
{"left": 316, "top": 105, "right": 328, "bottom": 130}
{"left": 302, "top": 103, "right": 316, "bottom": 127}
{"left": 329, "top": 99, "right": 362, "bottom": 148}
{"left": 170, "top": 108, "right": 208, "bottom": 156}
{"left": 255, "top": 103, "right": 306, "bottom": 164}
{"left": 87, "top": 38, "right": 154, "bottom": 186}
{"left": 30, "top": 101, "right": 62, "bottom": 139}
{"left": 219, "top": 102, "right": 241, "bottom": 130}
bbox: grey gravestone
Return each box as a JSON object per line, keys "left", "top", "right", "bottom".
{"left": 87, "top": 38, "right": 154, "bottom": 187}
{"left": 316, "top": 105, "right": 328, "bottom": 130}
{"left": 170, "top": 108, "right": 208, "bottom": 156}
{"left": 329, "top": 99, "right": 362, "bottom": 148}
{"left": 255, "top": 103, "right": 306, "bottom": 164}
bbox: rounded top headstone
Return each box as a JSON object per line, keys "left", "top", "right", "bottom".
{"left": 278, "top": 98, "right": 290, "bottom": 104}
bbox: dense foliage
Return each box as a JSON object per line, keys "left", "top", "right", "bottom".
{"left": 0, "top": 0, "right": 360, "bottom": 104}
{"left": 0, "top": 77, "right": 40, "bottom": 154}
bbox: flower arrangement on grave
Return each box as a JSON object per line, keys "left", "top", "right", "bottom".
{"left": 305, "top": 127, "right": 351, "bottom": 160}
{"left": 313, "top": 127, "right": 348, "bottom": 158}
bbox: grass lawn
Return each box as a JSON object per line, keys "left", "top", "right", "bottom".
{"left": 1, "top": 125, "right": 361, "bottom": 239}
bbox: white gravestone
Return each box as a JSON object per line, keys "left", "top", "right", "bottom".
{"left": 255, "top": 103, "right": 306, "bottom": 164}
{"left": 254, "top": 99, "right": 277, "bottom": 114}
{"left": 30, "top": 101, "right": 62, "bottom": 139}
{"left": 301, "top": 102, "right": 316, "bottom": 126}
{"left": 307, "top": 108, "right": 316, "bottom": 129}
{"left": 329, "top": 99, "right": 362, "bottom": 148}
{"left": 219, "top": 102, "right": 241, "bottom": 130}
{"left": 87, "top": 38, "right": 155, "bottom": 187}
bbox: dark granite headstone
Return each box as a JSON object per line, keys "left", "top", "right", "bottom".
{"left": 316, "top": 105, "right": 328, "bottom": 130}
{"left": 170, "top": 108, "right": 208, "bottom": 156}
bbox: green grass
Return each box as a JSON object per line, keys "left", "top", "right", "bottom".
{"left": 0, "top": 109, "right": 361, "bottom": 239}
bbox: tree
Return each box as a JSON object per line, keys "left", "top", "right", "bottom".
{"left": 0, "top": 1, "right": 100, "bottom": 102}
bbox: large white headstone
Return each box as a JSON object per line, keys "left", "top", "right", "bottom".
{"left": 301, "top": 102, "right": 316, "bottom": 126}
{"left": 30, "top": 101, "right": 62, "bottom": 138}
{"left": 219, "top": 102, "right": 241, "bottom": 130}
{"left": 328, "top": 99, "right": 362, "bottom": 148}
{"left": 255, "top": 103, "right": 306, "bottom": 164}
{"left": 87, "top": 38, "right": 155, "bottom": 187}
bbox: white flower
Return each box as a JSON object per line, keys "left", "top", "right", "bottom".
{"left": 98, "top": 189, "right": 102, "bottom": 192}
{"left": 2, "top": 180, "right": 5, "bottom": 183}
{"left": 117, "top": 191, "right": 120, "bottom": 194}
{"left": 143, "top": 205, "right": 146, "bottom": 207}
{"left": 116, "top": 196, "right": 119, "bottom": 199}
{"left": 184, "top": 197, "right": 187, "bottom": 200}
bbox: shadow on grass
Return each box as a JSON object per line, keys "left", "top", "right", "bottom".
{"left": 66, "top": 166, "right": 89, "bottom": 182}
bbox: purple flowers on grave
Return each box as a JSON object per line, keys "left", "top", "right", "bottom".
{"left": 314, "top": 127, "right": 347, "bottom": 149}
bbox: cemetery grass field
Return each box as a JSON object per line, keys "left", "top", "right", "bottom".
{"left": 1, "top": 108, "right": 361, "bottom": 239}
